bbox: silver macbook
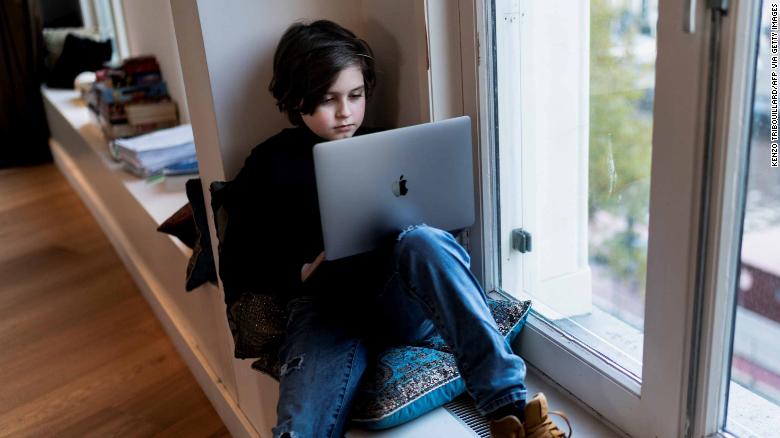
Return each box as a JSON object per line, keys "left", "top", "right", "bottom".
{"left": 313, "top": 116, "right": 475, "bottom": 261}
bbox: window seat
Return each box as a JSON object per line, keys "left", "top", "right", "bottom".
{"left": 42, "top": 86, "right": 621, "bottom": 437}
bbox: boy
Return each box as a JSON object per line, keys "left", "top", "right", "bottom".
{"left": 224, "top": 19, "right": 570, "bottom": 438}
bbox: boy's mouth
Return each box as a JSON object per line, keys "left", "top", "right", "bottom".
{"left": 334, "top": 124, "right": 354, "bottom": 131}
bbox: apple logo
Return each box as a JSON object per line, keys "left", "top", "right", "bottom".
{"left": 392, "top": 175, "right": 409, "bottom": 197}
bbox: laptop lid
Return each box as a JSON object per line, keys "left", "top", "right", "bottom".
{"left": 313, "top": 116, "right": 475, "bottom": 261}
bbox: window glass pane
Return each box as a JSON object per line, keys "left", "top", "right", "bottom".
{"left": 725, "top": 3, "right": 780, "bottom": 436}
{"left": 93, "top": 0, "right": 120, "bottom": 63}
{"left": 494, "top": 0, "right": 656, "bottom": 378}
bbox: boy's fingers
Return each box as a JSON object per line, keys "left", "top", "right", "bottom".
{"left": 301, "top": 264, "right": 315, "bottom": 282}
{"left": 301, "top": 251, "right": 327, "bottom": 283}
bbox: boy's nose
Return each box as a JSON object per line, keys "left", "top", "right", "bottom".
{"left": 336, "top": 99, "right": 352, "bottom": 118}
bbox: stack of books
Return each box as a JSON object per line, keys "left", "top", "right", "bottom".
{"left": 88, "top": 56, "right": 179, "bottom": 140}
{"left": 125, "top": 101, "right": 178, "bottom": 126}
{"left": 113, "top": 124, "right": 198, "bottom": 177}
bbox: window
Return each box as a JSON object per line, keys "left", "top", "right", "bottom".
{"left": 80, "top": 0, "right": 129, "bottom": 62}
{"left": 460, "top": 0, "right": 764, "bottom": 435}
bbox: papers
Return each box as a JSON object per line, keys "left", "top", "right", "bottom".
{"left": 114, "top": 124, "right": 198, "bottom": 177}
{"left": 114, "top": 124, "right": 193, "bottom": 152}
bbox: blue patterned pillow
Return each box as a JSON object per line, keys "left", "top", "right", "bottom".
{"left": 349, "top": 298, "right": 531, "bottom": 430}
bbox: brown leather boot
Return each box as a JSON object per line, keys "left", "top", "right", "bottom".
{"left": 523, "top": 393, "right": 572, "bottom": 438}
{"left": 490, "top": 413, "right": 525, "bottom": 438}
{"left": 490, "top": 393, "right": 573, "bottom": 438}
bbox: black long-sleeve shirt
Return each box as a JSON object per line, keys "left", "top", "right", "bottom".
{"left": 218, "top": 125, "right": 384, "bottom": 307}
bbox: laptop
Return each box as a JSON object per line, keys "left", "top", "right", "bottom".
{"left": 313, "top": 116, "right": 475, "bottom": 261}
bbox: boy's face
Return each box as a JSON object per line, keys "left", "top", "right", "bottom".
{"left": 301, "top": 65, "right": 366, "bottom": 140}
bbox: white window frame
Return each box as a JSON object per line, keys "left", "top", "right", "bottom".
{"left": 437, "top": 0, "right": 758, "bottom": 436}
{"left": 495, "top": 0, "right": 594, "bottom": 320}
{"left": 690, "top": 0, "right": 764, "bottom": 436}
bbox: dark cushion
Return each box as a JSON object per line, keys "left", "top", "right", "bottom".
{"left": 183, "top": 178, "right": 217, "bottom": 291}
{"left": 156, "top": 203, "right": 197, "bottom": 249}
{"left": 47, "top": 33, "right": 112, "bottom": 89}
{"left": 42, "top": 28, "right": 102, "bottom": 72}
{"left": 156, "top": 186, "right": 217, "bottom": 292}
{"left": 158, "top": 179, "right": 285, "bottom": 354}
{"left": 210, "top": 180, "right": 289, "bottom": 360}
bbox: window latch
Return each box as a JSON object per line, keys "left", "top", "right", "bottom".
{"left": 511, "top": 228, "right": 532, "bottom": 253}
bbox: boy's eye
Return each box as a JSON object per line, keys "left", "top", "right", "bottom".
{"left": 319, "top": 93, "right": 362, "bottom": 104}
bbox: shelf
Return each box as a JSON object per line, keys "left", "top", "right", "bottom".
{"left": 42, "top": 86, "right": 253, "bottom": 437}
{"left": 41, "top": 88, "right": 192, "bottom": 227}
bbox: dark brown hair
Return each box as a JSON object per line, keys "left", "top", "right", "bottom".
{"left": 269, "top": 20, "right": 376, "bottom": 126}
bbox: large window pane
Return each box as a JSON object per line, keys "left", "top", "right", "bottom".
{"left": 494, "top": 0, "right": 656, "bottom": 378}
{"left": 588, "top": 0, "right": 654, "bottom": 332}
{"left": 725, "top": 3, "right": 780, "bottom": 435}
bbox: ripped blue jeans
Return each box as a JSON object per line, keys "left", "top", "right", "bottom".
{"left": 272, "top": 225, "right": 527, "bottom": 438}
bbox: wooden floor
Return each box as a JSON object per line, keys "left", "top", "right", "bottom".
{"left": 0, "top": 163, "right": 229, "bottom": 437}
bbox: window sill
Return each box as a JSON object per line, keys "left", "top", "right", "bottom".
{"left": 346, "top": 358, "right": 624, "bottom": 437}
{"left": 41, "top": 86, "right": 192, "bottom": 255}
{"left": 521, "top": 365, "right": 626, "bottom": 437}
{"left": 727, "top": 372, "right": 780, "bottom": 437}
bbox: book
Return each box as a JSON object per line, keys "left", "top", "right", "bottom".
{"left": 125, "top": 101, "right": 178, "bottom": 126}
{"left": 98, "top": 113, "right": 177, "bottom": 141}
{"left": 95, "top": 81, "right": 169, "bottom": 105}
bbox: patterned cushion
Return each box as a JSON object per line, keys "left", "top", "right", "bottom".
{"left": 349, "top": 298, "right": 531, "bottom": 430}
{"left": 229, "top": 293, "right": 287, "bottom": 360}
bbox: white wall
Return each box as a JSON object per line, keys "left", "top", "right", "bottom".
{"left": 176, "top": 0, "right": 429, "bottom": 180}
{"left": 193, "top": 1, "right": 367, "bottom": 179}
{"left": 360, "top": 0, "right": 431, "bottom": 129}
{"left": 120, "top": 0, "right": 190, "bottom": 123}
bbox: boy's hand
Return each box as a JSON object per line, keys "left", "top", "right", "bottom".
{"left": 301, "top": 251, "right": 326, "bottom": 283}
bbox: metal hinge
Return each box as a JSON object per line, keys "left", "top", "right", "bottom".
{"left": 511, "top": 228, "right": 532, "bottom": 253}
{"left": 476, "top": 32, "right": 480, "bottom": 66}
{"left": 685, "top": 0, "right": 729, "bottom": 34}
{"left": 707, "top": 0, "right": 729, "bottom": 13}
